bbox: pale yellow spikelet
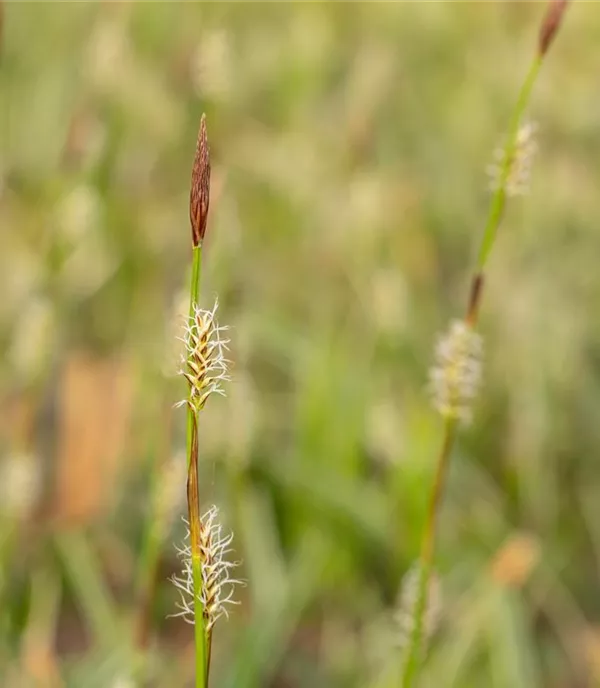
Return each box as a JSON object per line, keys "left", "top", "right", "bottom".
{"left": 177, "top": 299, "right": 231, "bottom": 413}
{"left": 429, "top": 319, "right": 483, "bottom": 424}
{"left": 488, "top": 121, "right": 538, "bottom": 197}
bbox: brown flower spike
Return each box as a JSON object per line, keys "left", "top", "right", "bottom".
{"left": 539, "top": 0, "right": 570, "bottom": 57}
{"left": 190, "top": 114, "right": 211, "bottom": 247}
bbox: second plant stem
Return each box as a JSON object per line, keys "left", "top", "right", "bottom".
{"left": 401, "top": 49, "right": 545, "bottom": 688}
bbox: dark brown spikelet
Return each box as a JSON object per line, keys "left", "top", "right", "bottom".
{"left": 466, "top": 273, "right": 485, "bottom": 327}
{"left": 539, "top": 0, "right": 570, "bottom": 57}
{"left": 190, "top": 114, "right": 211, "bottom": 247}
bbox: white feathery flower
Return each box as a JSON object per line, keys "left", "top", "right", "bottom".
{"left": 487, "top": 121, "right": 538, "bottom": 197}
{"left": 177, "top": 299, "right": 231, "bottom": 412}
{"left": 397, "top": 565, "right": 442, "bottom": 655}
{"left": 429, "top": 320, "right": 483, "bottom": 424}
{"left": 170, "top": 507, "right": 242, "bottom": 631}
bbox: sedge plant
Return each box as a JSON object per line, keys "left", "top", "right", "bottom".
{"left": 400, "top": 2, "right": 571, "bottom": 686}
{"left": 169, "top": 115, "right": 240, "bottom": 688}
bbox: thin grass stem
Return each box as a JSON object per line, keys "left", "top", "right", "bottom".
{"left": 401, "top": 33, "right": 553, "bottom": 686}
{"left": 476, "top": 56, "right": 542, "bottom": 270}
{"left": 54, "top": 531, "right": 124, "bottom": 654}
{"left": 401, "top": 419, "right": 456, "bottom": 687}
{"left": 186, "top": 245, "right": 208, "bottom": 688}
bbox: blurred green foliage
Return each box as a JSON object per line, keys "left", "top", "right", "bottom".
{"left": 1, "top": 2, "right": 600, "bottom": 687}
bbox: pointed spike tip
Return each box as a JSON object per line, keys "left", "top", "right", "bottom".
{"left": 539, "top": 0, "right": 570, "bottom": 57}
{"left": 190, "top": 114, "right": 211, "bottom": 247}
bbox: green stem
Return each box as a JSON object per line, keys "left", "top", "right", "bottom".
{"left": 192, "top": 553, "right": 208, "bottom": 687}
{"left": 401, "top": 420, "right": 457, "bottom": 687}
{"left": 189, "top": 247, "right": 203, "bottom": 334}
{"left": 187, "top": 244, "right": 202, "bottom": 475}
{"left": 134, "top": 505, "right": 161, "bottom": 652}
{"left": 135, "top": 515, "right": 159, "bottom": 615}
{"left": 476, "top": 55, "right": 542, "bottom": 270}
{"left": 186, "top": 244, "right": 208, "bottom": 688}
{"left": 188, "top": 410, "right": 208, "bottom": 688}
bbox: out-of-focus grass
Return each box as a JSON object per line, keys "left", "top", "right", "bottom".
{"left": 1, "top": 3, "right": 600, "bottom": 687}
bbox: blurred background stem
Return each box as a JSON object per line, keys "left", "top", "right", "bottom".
{"left": 401, "top": 33, "right": 550, "bottom": 686}
{"left": 476, "top": 56, "right": 542, "bottom": 271}
{"left": 54, "top": 531, "right": 126, "bottom": 660}
{"left": 186, "top": 245, "right": 209, "bottom": 688}
{"left": 401, "top": 420, "right": 456, "bottom": 687}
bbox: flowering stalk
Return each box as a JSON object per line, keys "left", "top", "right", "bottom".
{"left": 187, "top": 415, "right": 208, "bottom": 686}
{"left": 134, "top": 109, "right": 210, "bottom": 650}
{"left": 186, "top": 114, "right": 211, "bottom": 688}
{"left": 174, "top": 114, "right": 239, "bottom": 688}
{"left": 401, "top": 3, "right": 570, "bottom": 685}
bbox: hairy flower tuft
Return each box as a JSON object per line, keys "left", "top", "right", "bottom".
{"left": 429, "top": 319, "right": 483, "bottom": 424}
{"left": 170, "top": 507, "right": 241, "bottom": 630}
{"left": 178, "top": 300, "right": 230, "bottom": 412}
{"left": 488, "top": 121, "right": 538, "bottom": 197}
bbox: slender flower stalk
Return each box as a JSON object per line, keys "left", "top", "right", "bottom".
{"left": 186, "top": 114, "right": 211, "bottom": 688}
{"left": 176, "top": 114, "right": 239, "bottom": 688}
{"left": 133, "top": 119, "right": 219, "bottom": 660}
{"left": 400, "top": 3, "right": 570, "bottom": 685}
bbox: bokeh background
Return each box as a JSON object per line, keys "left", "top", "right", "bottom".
{"left": 1, "top": 2, "right": 600, "bottom": 687}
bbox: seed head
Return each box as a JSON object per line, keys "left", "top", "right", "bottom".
{"left": 488, "top": 121, "right": 537, "bottom": 197}
{"left": 190, "top": 114, "right": 211, "bottom": 247}
{"left": 429, "top": 319, "right": 483, "bottom": 424}
{"left": 170, "top": 508, "right": 241, "bottom": 631}
{"left": 178, "top": 299, "right": 230, "bottom": 413}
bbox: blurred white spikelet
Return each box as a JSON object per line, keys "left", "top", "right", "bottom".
{"left": 177, "top": 299, "right": 231, "bottom": 412}
{"left": 397, "top": 565, "right": 442, "bottom": 655}
{"left": 190, "top": 30, "right": 233, "bottom": 99}
{"left": 170, "top": 507, "right": 241, "bottom": 630}
{"left": 429, "top": 320, "right": 483, "bottom": 424}
{"left": 0, "top": 454, "right": 41, "bottom": 521}
{"left": 488, "top": 121, "right": 538, "bottom": 197}
{"left": 155, "top": 452, "right": 187, "bottom": 536}
{"left": 110, "top": 676, "right": 136, "bottom": 688}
